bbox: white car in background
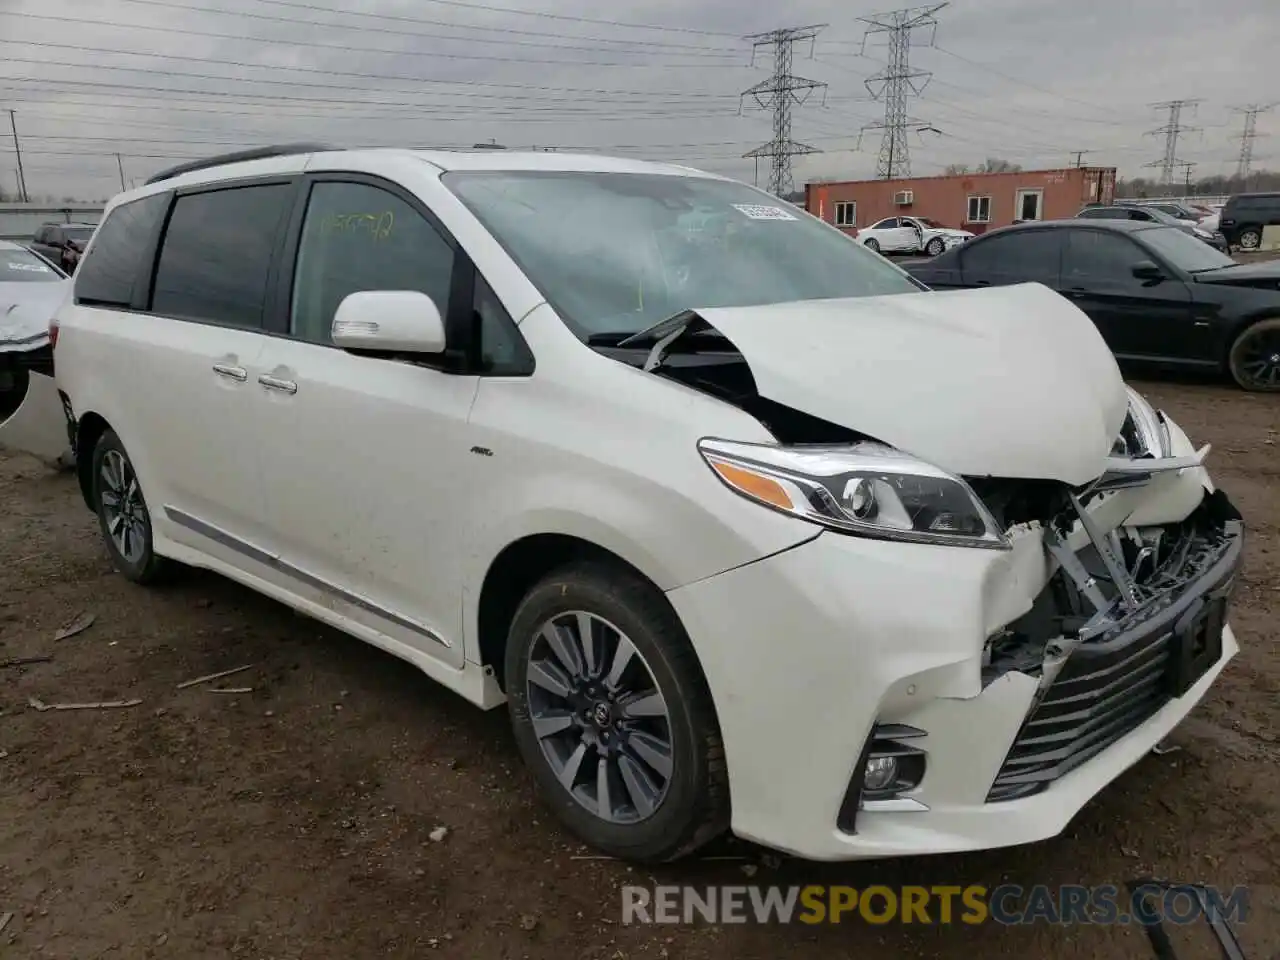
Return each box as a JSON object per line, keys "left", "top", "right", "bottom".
{"left": 44, "top": 145, "right": 1243, "bottom": 865}
{"left": 0, "top": 240, "right": 74, "bottom": 467}
{"left": 857, "top": 216, "right": 974, "bottom": 257}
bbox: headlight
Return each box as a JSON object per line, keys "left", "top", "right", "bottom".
{"left": 1113, "top": 386, "right": 1171, "bottom": 459}
{"left": 698, "top": 438, "right": 1008, "bottom": 549}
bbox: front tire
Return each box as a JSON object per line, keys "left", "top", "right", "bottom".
{"left": 91, "top": 429, "right": 173, "bottom": 584}
{"left": 1228, "top": 318, "right": 1280, "bottom": 392}
{"left": 504, "top": 562, "right": 728, "bottom": 863}
{"left": 925, "top": 237, "right": 945, "bottom": 256}
{"left": 863, "top": 237, "right": 881, "bottom": 253}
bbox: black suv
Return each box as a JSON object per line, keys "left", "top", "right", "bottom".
{"left": 1219, "top": 192, "right": 1280, "bottom": 251}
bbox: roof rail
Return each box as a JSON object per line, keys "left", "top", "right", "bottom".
{"left": 143, "top": 143, "right": 333, "bottom": 186}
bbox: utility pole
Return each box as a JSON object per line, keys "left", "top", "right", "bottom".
{"left": 1177, "top": 160, "right": 1195, "bottom": 195}
{"left": 116, "top": 153, "right": 127, "bottom": 191}
{"left": 858, "top": 3, "right": 946, "bottom": 180}
{"left": 7, "top": 109, "right": 28, "bottom": 202}
{"left": 1143, "top": 99, "right": 1201, "bottom": 189}
{"left": 1071, "top": 149, "right": 1092, "bottom": 168}
{"left": 739, "top": 25, "right": 828, "bottom": 198}
{"left": 1230, "top": 103, "right": 1274, "bottom": 183}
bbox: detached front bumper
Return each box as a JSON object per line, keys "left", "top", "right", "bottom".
{"left": 0, "top": 348, "right": 74, "bottom": 468}
{"left": 667, "top": 481, "right": 1242, "bottom": 862}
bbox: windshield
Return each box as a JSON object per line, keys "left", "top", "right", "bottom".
{"left": 1140, "top": 227, "right": 1235, "bottom": 273}
{"left": 1141, "top": 207, "right": 1182, "bottom": 225}
{"left": 0, "top": 246, "right": 61, "bottom": 282}
{"left": 443, "top": 170, "right": 920, "bottom": 337}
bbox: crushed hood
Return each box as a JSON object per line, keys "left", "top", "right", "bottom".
{"left": 692, "top": 283, "right": 1128, "bottom": 486}
{"left": 0, "top": 279, "right": 69, "bottom": 353}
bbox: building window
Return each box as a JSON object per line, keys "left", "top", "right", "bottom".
{"left": 966, "top": 196, "right": 992, "bottom": 224}
{"left": 833, "top": 201, "right": 857, "bottom": 227}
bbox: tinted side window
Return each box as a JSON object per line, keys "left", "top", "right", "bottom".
{"left": 151, "top": 184, "right": 293, "bottom": 329}
{"left": 290, "top": 181, "right": 454, "bottom": 344}
{"left": 960, "top": 230, "right": 1062, "bottom": 284}
{"left": 1062, "top": 231, "right": 1145, "bottom": 286}
{"left": 74, "top": 193, "right": 170, "bottom": 307}
{"left": 474, "top": 272, "right": 533, "bottom": 375}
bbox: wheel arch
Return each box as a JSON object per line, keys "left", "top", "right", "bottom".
{"left": 474, "top": 532, "right": 696, "bottom": 692}
{"left": 74, "top": 410, "right": 113, "bottom": 509}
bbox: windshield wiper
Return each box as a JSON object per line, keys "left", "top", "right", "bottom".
{"left": 583, "top": 309, "right": 701, "bottom": 349}
{"left": 586, "top": 310, "right": 727, "bottom": 372}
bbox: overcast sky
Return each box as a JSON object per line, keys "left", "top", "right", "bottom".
{"left": 0, "top": 0, "right": 1274, "bottom": 201}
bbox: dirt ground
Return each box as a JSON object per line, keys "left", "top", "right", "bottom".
{"left": 1, "top": 376, "right": 1277, "bottom": 960}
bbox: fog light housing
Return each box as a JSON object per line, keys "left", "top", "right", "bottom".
{"left": 837, "top": 723, "right": 928, "bottom": 834}
{"left": 863, "top": 756, "right": 898, "bottom": 791}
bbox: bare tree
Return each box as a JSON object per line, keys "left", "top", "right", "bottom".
{"left": 944, "top": 163, "right": 971, "bottom": 175}
{"left": 976, "top": 157, "right": 1022, "bottom": 174}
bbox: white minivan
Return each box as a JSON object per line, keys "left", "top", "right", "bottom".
{"left": 51, "top": 145, "right": 1244, "bottom": 864}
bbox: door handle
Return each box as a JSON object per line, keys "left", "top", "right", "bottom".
{"left": 212, "top": 363, "right": 247, "bottom": 382}
{"left": 258, "top": 374, "right": 298, "bottom": 395}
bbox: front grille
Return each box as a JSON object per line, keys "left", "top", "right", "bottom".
{"left": 986, "top": 627, "right": 1174, "bottom": 801}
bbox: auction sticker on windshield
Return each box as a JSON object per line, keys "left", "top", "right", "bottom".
{"left": 732, "top": 203, "right": 797, "bottom": 221}
{"left": 4, "top": 261, "right": 52, "bottom": 274}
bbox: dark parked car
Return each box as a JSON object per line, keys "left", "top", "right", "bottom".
{"left": 1219, "top": 192, "right": 1280, "bottom": 252}
{"left": 29, "top": 222, "right": 97, "bottom": 273}
{"left": 1076, "top": 203, "right": 1228, "bottom": 252}
{"left": 903, "top": 219, "right": 1280, "bottom": 391}
{"left": 1126, "top": 201, "right": 1203, "bottom": 222}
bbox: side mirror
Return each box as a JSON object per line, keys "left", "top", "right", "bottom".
{"left": 1131, "top": 261, "right": 1165, "bottom": 282}
{"left": 331, "top": 290, "right": 446, "bottom": 354}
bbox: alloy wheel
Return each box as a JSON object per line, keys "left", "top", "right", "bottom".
{"left": 1238, "top": 229, "right": 1261, "bottom": 250}
{"left": 1236, "top": 327, "right": 1280, "bottom": 389}
{"left": 99, "top": 449, "right": 148, "bottom": 565}
{"left": 524, "top": 611, "right": 673, "bottom": 824}
{"left": 926, "top": 238, "right": 945, "bottom": 256}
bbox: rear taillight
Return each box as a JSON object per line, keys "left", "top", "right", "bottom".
{"left": 48, "top": 319, "right": 59, "bottom": 349}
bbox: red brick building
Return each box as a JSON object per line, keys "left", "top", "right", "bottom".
{"left": 804, "top": 166, "right": 1117, "bottom": 235}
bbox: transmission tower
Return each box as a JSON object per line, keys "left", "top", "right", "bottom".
{"left": 857, "top": 3, "right": 946, "bottom": 179}
{"left": 740, "top": 25, "right": 828, "bottom": 197}
{"left": 1231, "top": 103, "right": 1275, "bottom": 182}
{"left": 1144, "top": 99, "right": 1201, "bottom": 187}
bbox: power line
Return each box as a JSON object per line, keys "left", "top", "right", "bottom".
{"left": 231, "top": 0, "right": 743, "bottom": 38}
{"left": 1230, "top": 103, "right": 1274, "bottom": 182}
{"left": 1144, "top": 99, "right": 1201, "bottom": 187}
{"left": 858, "top": 3, "right": 946, "bottom": 179}
{"left": 0, "top": 8, "right": 745, "bottom": 59}
{"left": 0, "top": 36, "right": 738, "bottom": 72}
{"left": 739, "top": 25, "right": 828, "bottom": 197}
{"left": 1071, "top": 149, "right": 1093, "bottom": 167}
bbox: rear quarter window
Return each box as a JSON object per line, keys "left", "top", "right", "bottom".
{"left": 74, "top": 193, "right": 171, "bottom": 307}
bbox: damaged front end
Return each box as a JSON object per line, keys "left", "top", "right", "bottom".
{"left": 979, "top": 480, "right": 1243, "bottom": 801}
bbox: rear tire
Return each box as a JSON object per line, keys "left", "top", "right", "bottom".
{"left": 1237, "top": 227, "right": 1262, "bottom": 251}
{"left": 91, "top": 429, "right": 174, "bottom": 584}
{"left": 504, "top": 561, "right": 728, "bottom": 863}
{"left": 1227, "top": 318, "right": 1280, "bottom": 392}
{"left": 864, "top": 237, "right": 881, "bottom": 253}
